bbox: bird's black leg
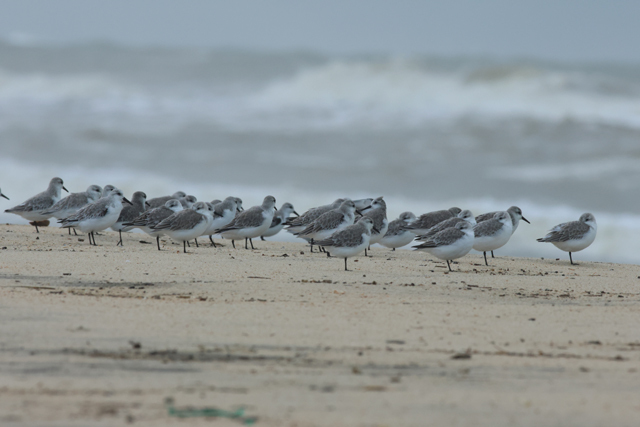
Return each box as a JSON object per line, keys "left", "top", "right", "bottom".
{"left": 117, "top": 230, "right": 123, "bottom": 246}
{"left": 260, "top": 236, "right": 265, "bottom": 241}
{"left": 491, "top": 250, "right": 495, "bottom": 258}
{"left": 249, "top": 238, "right": 255, "bottom": 250}
{"left": 569, "top": 252, "right": 575, "bottom": 265}
{"left": 446, "top": 260, "right": 452, "bottom": 272}
{"left": 364, "top": 248, "right": 368, "bottom": 257}
{"left": 35, "top": 224, "right": 39, "bottom": 233}
{"left": 68, "top": 227, "right": 71, "bottom": 235}
{"left": 310, "top": 239, "right": 314, "bottom": 253}
{"left": 194, "top": 238, "right": 199, "bottom": 248}
{"left": 186, "top": 241, "right": 190, "bottom": 247}
{"left": 156, "top": 236, "right": 161, "bottom": 251}
{"left": 344, "top": 258, "right": 348, "bottom": 271}
{"left": 73, "top": 228, "right": 78, "bottom": 236}
{"left": 183, "top": 241, "right": 187, "bottom": 253}
{"left": 209, "top": 235, "right": 217, "bottom": 248}
{"left": 483, "top": 251, "right": 488, "bottom": 266}
{"left": 93, "top": 232, "right": 98, "bottom": 246}
{"left": 232, "top": 240, "right": 236, "bottom": 249}
{"left": 245, "top": 238, "right": 248, "bottom": 249}
{"left": 392, "top": 248, "right": 396, "bottom": 251}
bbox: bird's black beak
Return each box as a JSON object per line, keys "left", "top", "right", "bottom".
{"left": 214, "top": 211, "right": 224, "bottom": 218}
{"left": 123, "top": 197, "right": 133, "bottom": 205}
{"left": 145, "top": 201, "right": 151, "bottom": 208}
{"left": 373, "top": 226, "right": 380, "bottom": 234}
{"left": 1, "top": 193, "right": 8, "bottom": 200}
{"left": 522, "top": 217, "right": 530, "bottom": 224}
{"left": 360, "top": 205, "right": 372, "bottom": 212}
{"left": 293, "top": 210, "right": 300, "bottom": 217}
{"left": 62, "top": 186, "right": 69, "bottom": 193}
{"left": 238, "top": 207, "right": 244, "bottom": 212}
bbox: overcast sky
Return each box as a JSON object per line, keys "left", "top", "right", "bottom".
{"left": 2, "top": 0, "right": 639, "bottom": 63}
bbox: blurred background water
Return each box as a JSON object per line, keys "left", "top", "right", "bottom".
{"left": 1, "top": 1, "right": 639, "bottom": 263}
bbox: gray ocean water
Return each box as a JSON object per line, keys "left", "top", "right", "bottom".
{"left": 1, "top": 41, "right": 639, "bottom": 263}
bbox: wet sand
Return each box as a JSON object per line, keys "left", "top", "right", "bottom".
{"left": 1, "top": 224, "right": 639, "bottom": 426}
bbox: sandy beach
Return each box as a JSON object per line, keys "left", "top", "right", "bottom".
{"left": 1, "top": 223, "right": 639, "bottom": 426}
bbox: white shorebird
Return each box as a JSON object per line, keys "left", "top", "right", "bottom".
{"left": 472, "top": 211, "right": 514, "bottom": 265}
{"left": 0, "top": 188, "right": 8, "bottom": 200}
{"left": 178, "top": 195, "right": 197, "bottom": 209}
{"left": 217, "top": 195, "right": 277, "bottom": 249}
{"left": 537, "top": 213, "right": 597, "bottom": 265}
{"left": 379, "top": 212, "right": 416, "bottom": 250}
{"left": 111, "top": 191, "right": 150, "bottom": 246}
{"left": 147, "top": 191, "right": 187, "bottom": 209}
{"left": 261, "top": 202, "right": 298, "bottom": 240}
{"left": 403, "top": 207, "right": 462, "bottom": 235}
{"left": 123, "top": 199, "right": 183, "bottom": 250}
{"left": 100, "top": 185, "right": 115, "bottom": 198}
{"left": 285, "top": 198, "right": 346, "bottom": 235}
{"left": 413, "top": 222, "right": 475, "bottom": 272}
{"left": 295, "top": 200, "right": 357, "bottom": 252}
{"left": 361, "top": 197, "right": 388, "bottom": 255}
{"left": 476, "top": 206, "right": 530, "bottom": 258}
{"left": 315, "top": 217, "right": 376, "bottom": 271}
{"left": 152, "top": 201, "right": 213, "bottom": 253}
{"left": 416, "top": 209, "right": 476, "bottom": 241}
{"left": 41, "top": 184, "right": 102, "bottom": 234}
{"left": 59, "top": 188, "right": 132, "bottom": 245}
{"left": 4, "top": 177, "right": 68, "bottom": 232}
{"left": 204, "top": 197, "right": 239, "bottom": 247}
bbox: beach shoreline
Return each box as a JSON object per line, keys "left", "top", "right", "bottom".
{"left": 1, "top": 224, "right": 639, "bottom": 426}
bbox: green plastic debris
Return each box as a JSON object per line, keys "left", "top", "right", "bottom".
{"left": 167, "top": 404, "right": 257, "bottom": 425}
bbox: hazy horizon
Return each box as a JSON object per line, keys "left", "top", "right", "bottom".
{"left": 1, "top": 1, "right": 640, "bottom": 64}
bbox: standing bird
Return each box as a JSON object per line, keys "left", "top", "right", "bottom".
{"left": 361, "top": 197, "right": 388, "bottom": 256}
{"left": 111, "top": 191, "right": 149, "bottom": 246}
{"left": 416, "top": 209, "right": 476, "bottom": 241}
{"left": 59, "top": 189, "right": 132, "bottom": 245}
{"left": 472, "top": 211, "right": 513, "bottom": 266}
{"left": 152, "top": 201, "right": 214, "bottom": 253}
{"left": 537, "top": 213, "right": 596, "bottom": 265}
{"left": 41, "top": 185, "right": 103, "bottom": 234}
{"left": 203, "top": 197, "right": 239, "bottom": 247}
{"left": 100, "top": 185, "right": 115, "bottom": 198}
{"left": 123, "top": 199, "right": 183, "bottom": 250}
{"left": 294, "top": 200, "right": 357, "bottom": 253}
{"left": 261, "top": 202, "right": 299, "bottom": 240}
{"left": 178, "top": 195, "right": 198, "bottom": 209}
{"left": 285, "top": 198, "right": 346, "bottom": 235}
{"left": 217, "top": 196, "right": 277, "bottom": 249}
{"left": 379, "top": 212, "right": 416, "bottom": 250}
{"left": 5, "top": 177, "right": 68, "bottom": 232}
{"left": 0, "top": 188, "right": 9, "bottom": 200}
{"left": 147, "top": 191, "right": 187, "bottom": 209}
{"left": 476, "top": 206, "right": 530, "bottom": 258}
{"left": 413, "top": 222, "right": 475, "bottom": 272}
{"left": 315, "top": 217, "right": 376, "bottom": 271}
{"left": 403, "top": 207, "right": 462, "bottom": 235}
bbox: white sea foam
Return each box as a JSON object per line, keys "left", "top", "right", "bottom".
{"left": 2, "top": 59, "right": 640, "bottom": 132}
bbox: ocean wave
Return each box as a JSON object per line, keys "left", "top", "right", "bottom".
{"left": 1, "top": 56, "right": 640, "bottom": 132}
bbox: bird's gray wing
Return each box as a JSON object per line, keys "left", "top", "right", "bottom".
{"left": 6, "top": 191, "right": 53, "bottom": 213}
{"left": 316, "top": 225, "right": 364, "bottom": 248}
{"left": 538, "top": 221, "right": 590, "bottom": 242}
{"left": 473, "top": 219, "right": 503, "bottom": 238}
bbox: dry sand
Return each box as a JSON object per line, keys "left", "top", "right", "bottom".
{"left": 0, "top": 223, "right": 639, "bottom": 426}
